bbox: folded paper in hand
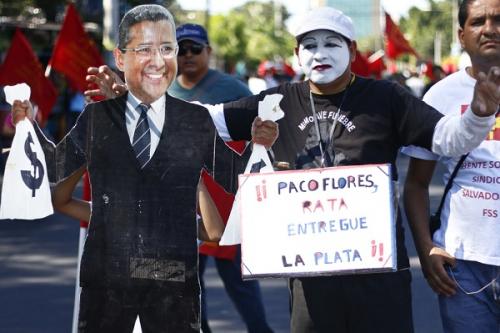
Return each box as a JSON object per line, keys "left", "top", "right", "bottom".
{"left": 220, "top": 94, "right": 284, "bottom": 245}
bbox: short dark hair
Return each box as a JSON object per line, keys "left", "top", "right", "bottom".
{"left": 118, "top": 5, "right": 175, "bottom": 50}
{"left": 458, "top": 0, "right": 475, "bottom": 29}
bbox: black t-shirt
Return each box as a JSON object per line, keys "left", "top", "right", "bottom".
{"left": 223, "top": 76, "right": 444, "bottom": 269}
{"left": 224, "top": 76, "right": 442, "bottom": 180}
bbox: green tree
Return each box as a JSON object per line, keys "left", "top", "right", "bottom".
{"left": 207, "top": 1, "right": 295, "bottom": 72}
{"left": 399, "top": 0, "right": 454, "bottom": 61}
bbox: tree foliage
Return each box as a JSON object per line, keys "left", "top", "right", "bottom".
{"left": 0, "top": 0, "right": 298, "bottom": 73}
{"left": 207, "top": 1, "right": 296, "bottom": 72}
{"left": 0, "top": 0, "right": 66, "bottom": 20}
{"left": 399, "top": 0, "right": 454, "bottom": 61}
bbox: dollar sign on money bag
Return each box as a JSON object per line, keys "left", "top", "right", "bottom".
{"left": 21, "top": 132, "right": 44, "bottom": 197}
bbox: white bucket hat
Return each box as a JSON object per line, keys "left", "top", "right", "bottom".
{"left": 294, "top": 7, "right": 355, "bottom": 42}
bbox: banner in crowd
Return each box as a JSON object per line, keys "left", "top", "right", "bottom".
{"left": 239, "top": 164, "right": 397, "bottom": 278}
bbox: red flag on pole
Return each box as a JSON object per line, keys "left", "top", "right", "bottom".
{"left": 384, "top": 13, "right": 419, "bottom": 59}
{"left": 0, "top": 29, "right": 57, "bottom": 124}
{"left": 367, "top": 50, "right": 387, "bottom": 79}
{"left": 199, "top": 169, "right": 237, "bottom": 260}
{"left": 48, "top": 3, "right": 104, "bottom": 93}
{"left": 351, "top": 50, "right": 371, "bottom": 77}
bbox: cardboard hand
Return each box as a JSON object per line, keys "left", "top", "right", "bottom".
{"left": 85, "top": 65, "right": 127, "bottom": 100}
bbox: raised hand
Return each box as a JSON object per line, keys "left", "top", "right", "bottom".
{"left": 85, "top": 65, "right": 127, "bottom": 100}
{"left": 471, "top": 66, "right": 500, "bottom": 117}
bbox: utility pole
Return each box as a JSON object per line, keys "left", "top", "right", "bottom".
{"left": 103, "top": 0, "right": 119, "bottom": 65}
{"left": 450, "top": 0, "right": 461, "bottom": 56}
{"left": 274, "top": 0, "right": 283, "bottom": 37}
{"left": 434, "top": 31, "right": 442, "bottom": 64}
{"left": 205, "top": 0, "right": 211, "bottom": 32}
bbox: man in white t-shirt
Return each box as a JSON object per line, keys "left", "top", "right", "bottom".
{"left": 403, "top": 0, "right": 499, "bottom": 332}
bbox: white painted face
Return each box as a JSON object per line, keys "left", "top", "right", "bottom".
{"left": 298, "top": 30, "right": 350, "bottom": 84}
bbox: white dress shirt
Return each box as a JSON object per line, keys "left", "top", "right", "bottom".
{"left": 125, "top": 93, "right": 166, "bottom": 156}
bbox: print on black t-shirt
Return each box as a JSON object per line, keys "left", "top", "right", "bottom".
{"left": 296, "top": 113, "right": 338, "bottom": 169}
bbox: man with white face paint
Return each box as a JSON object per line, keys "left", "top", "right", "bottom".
{"left": 210, "top": 6, "right": 499, "bottom": 333}
{"left": 297, "top": 29, "right": 351, "bottom": 85}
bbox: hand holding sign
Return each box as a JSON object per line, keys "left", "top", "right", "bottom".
{"left": 251, "top": 94, "right": 283, "bottom": 148}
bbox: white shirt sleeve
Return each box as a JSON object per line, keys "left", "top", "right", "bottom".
{"left": 432, "top": 105, "right": 496, "bottom": 157}
{"left": 192, "top": 102, "right": 232, "bottom": 141}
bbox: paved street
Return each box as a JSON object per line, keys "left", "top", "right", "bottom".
{"left": 0, "top": 154, "right": 446, "bottom": 333}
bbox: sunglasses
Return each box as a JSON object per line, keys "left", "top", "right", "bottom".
{"left": 178, "top": 43, "right": 205, "bottom": 56}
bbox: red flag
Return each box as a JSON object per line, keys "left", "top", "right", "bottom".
{"left": 367, "top": 50, "right": 386, "bottom": 79}
{"left": 422, "top": 61, "right": 435, "bottom": 81}
{"left": 384, "top": 13, "right": 419, "bottom": 59}
{"left": 0, "top": 29, "right": 57, "bottom": 124}
{"left": 351, "top": 50, "right": 371, "bottom": 77}
{"left": 49, "top": 3, "right": 104, "bottom": 93}
{"left": 199, "top": 169, "right": 238, "bottom": 260}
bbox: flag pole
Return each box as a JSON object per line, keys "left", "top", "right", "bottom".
{"left": 44, "top": 64, "right": 52, "bottom": 78}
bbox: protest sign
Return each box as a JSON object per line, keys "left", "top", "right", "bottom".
{"left": 239, "top": 164, "right": 396, "bottom": 278}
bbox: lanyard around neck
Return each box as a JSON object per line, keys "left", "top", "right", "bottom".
{"left": 308, "top": 76, "right": 352, "bottom": 167}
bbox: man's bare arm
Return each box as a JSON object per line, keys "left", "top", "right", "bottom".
{"left": 197, "top": 177, "right": 224, "bottom": 242}
{"left": 404, "top": 157, "right": 456, "bottom": 296}
{"left": 51, "top": 166, "right": 91, "bottom": 222}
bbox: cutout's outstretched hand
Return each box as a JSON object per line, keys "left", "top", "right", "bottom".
{"left": 85, "top": 65, "right": 127, "bottom": 100}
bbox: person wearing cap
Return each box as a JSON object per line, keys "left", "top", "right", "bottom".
{"left": 170, "top": 23, "right": 274, "bottom": 333}
{"left": 208, "top": 6, "right": 499, "bottom": 333}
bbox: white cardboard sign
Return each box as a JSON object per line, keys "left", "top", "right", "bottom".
{"left": 239, "top": 164, "right": 397, "bottom": 279}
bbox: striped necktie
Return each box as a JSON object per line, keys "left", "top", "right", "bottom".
{"left": 132, "top": 103, "right": 151, "bottom": 169}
